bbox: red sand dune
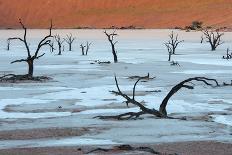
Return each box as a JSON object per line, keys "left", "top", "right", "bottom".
{"left": 0, "top": 0, "right": 232, "bottom": 29}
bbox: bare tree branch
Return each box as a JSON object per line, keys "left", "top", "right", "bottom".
{"left": 35, "top": 20, "right": 53, "bottom": 57}
{"left": 11, "top": 59, "right": 27, "bottom": 64}
{"left": 55, "top": 34, "right": 64, "bottom": 55}
{"left": 104, "top": 30, "right": 118, "bottom": 63}
{"left": 202, "top": 29, "right": 224, "bottom": 51}
{"left": 64, "top": 33, "right": 76, "bottom": 51}
{"left": 7, "top": 19, "right": 53, "bottom": 77}
{"left": 164, "top": 31, "right": 184, "bottom": 61}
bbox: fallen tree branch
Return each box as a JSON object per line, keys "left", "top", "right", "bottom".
{"left": 94, "top": 111, "right": 146, "bottom": 120}
{"left": 86, "top": 144, "right": 177, "bottom": 155}
{"left": 128, "top": 73, "right": 155, "bottom": 80}
{"left": 95, "top": 75, "right": 223, "bottom": 120}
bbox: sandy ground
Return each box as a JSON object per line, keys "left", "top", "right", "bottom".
{"left": 0, "top": 141, "right": 231, "bottom": 155}
{"left": 0, "top": 29, "right": 231, "bottom": 154}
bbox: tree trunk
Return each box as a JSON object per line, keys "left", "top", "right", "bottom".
{"left": 69, "top": 44, "right": 72, "bottom": 51}
{"left": 81, "top": 48, "right": 85, "bottom": 55}
{"left": 159, "top": 84, "right": 182, "bottom": 116}
{"left": 7, "top": 43, "right": 10, "bottom": 51}
{"left": 172, "top": 46, "right": 176, "bottom": 54}
{"left": 111, "top": 44, "right": 118, "bottom": 63}
{"left": 211, "top": 45, "right": 216, "bottom": 51}
{"left": 58, "top": 45, "right": 62, "bottom": 55}
{"left": 27, "top": 59, "right": 34, "bottom": 77}
{"left": 168, "top": 53, "right": 171, "bottom": 61}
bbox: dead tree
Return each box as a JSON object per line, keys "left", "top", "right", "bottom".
{"left": 222, "top": 48, "right": 232, "bottom": 60}
{"left": 49, "top": 37, "right": 55, "bottom": 53}
{"left": 7, "top": 40, "right": 10, "bottom": 51}
{"left": 64, "top": 33, "right": 76, "bottom": 51}
{"left": 7, "top": 19, "right": 53, "bottom": 78}
{"left": 104, "top": 30, "right": 118, "bottom": 63}
{"left": 202, "top": 29, "right": 224, "bottom": 51}
{"left": 164, "top": 43, "right": 173, "bottom": 61}
{"left": 165, "top": 31, "right": 184, "bottom": 55}
{"left": 80, "top": 42, "right": 92, "bottom": 55}
{"left": 80, "top": 44, "right": 86, "bottom": 55}
{"left": 55, "top": 35, "right": 64, "bottom": 55}
{"left": 85, "top": 41, "right": 92, "bottom": 55}
{"left": 95, "top": 75, "right": 220, "bottom": 120}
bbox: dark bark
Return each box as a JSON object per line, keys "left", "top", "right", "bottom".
{"left": 7, "top": 40, "right": 10, "bottom": 51}
{"left": 170, "top": 61, "right": 180, "bottom": 66}
{"left": 85, "top": 42, "right": 92, "bottom": 55}
{"left": 80, "top": 44, "right": 86, "bottom": 55}
{"left": 86, "top": 145, "right": 173, "bottom": 155}
{"left": 27, "top": 58, "right": 34, "bottom": 77}
{"left": 55, "top": 35, "right": 64, "bottom": 55}
{"left": 222, "top": 48, "right": 232, "bottom": 60}
{"left": 49, "top": 39, "right": 55, "bottom": 53}
{"left": 168, "top": 51, "right": 171, "bottom": 61}
{"left": 104, "top": 30, "right": 118, "bottom": 63}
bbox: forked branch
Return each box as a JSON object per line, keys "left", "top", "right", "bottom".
{"left": 64, "top": 33, "right": 76, "bottom": 51}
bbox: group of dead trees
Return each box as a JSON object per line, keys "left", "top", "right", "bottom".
{"left": 54, "top": 33, "right": 76, "bottom": 55}
{"left": 4, "top": 19, "right": 78, "bottom": 81}
{"left": 105, "top": 28, "right": 225, "bottom": 64}
{"left": 164, "top": 28, "right": 225, "bottom": 63}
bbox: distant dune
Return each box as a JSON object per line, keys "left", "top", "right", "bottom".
{"left": 0, "top": 0, "right": 232, "bottom": 29}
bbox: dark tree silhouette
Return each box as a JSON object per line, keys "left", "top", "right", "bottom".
{"left": 80, "top": 43, "right": 86, "bottom": 55}
{"left": 80, "top": 42, "right": 92, "bottom": 55}
{"left": 7, "top": 19, "right": 53, "bottom": 77}
{"left": 165, "top": 31, "right": 184, "bottom": 55}
{"left": 222, "top": 48, "right": 232, "bottom": 60}
{"left": 95, "top": 75, "right": 221, "bottom": 120}
{"left": 104, "top": 30, "right": 118, "bottom": 63}
{"left": 202, "top": 29, "right": 224, "bottom": 51}
{"left": 64, "top": 33, "right": 76, "bottom": 51}
{"left": 6, "top": 40, "right": 10, "bottom": 51}
{"left": 55, "top": 35, "right": 64, "bottom": 55}
{"left": 164, "top": 43, "right": 172, "bottom": 61}
{"left": 85, "top": 41, "right": 92, "bottom": 55}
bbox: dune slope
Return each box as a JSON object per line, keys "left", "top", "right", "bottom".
{"left": 0, "top": 0, "right": 232, "bottom": 29}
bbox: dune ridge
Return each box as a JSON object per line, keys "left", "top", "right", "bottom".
{"left": 0, "top": 0, "right": 232, "bottom": 29}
